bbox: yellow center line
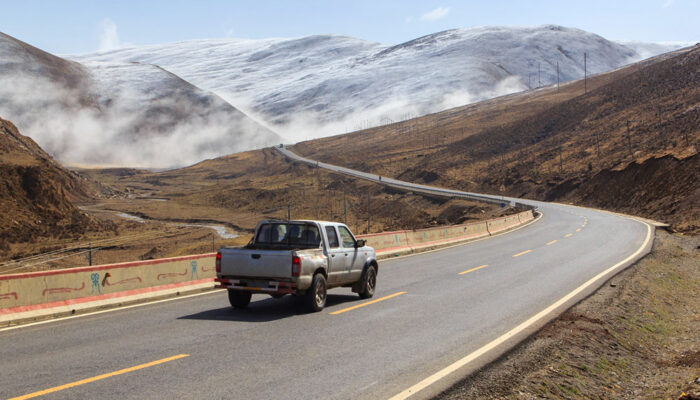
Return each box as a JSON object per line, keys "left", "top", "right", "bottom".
{"left": 565, "top": 233, "right": 573, "bottom": 238}
{"left": 459, "top": 264, "right": 488, "bottom": 275}
{"left": 512, "top": 249, "right": 532, "bottom": 258}
{"left": 546, "top": 240, "right": 557, "bottom": 246}
{"left": 576, "top": 228, "right": 581, "bottom": 232}
{"left": 330, "top": 291, "right": 406, "bottom": 315}
{"left": 9, "top": 354, "right": 189, "bottom": 400}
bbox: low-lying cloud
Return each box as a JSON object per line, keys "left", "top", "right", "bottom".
{"left": 222, "top": 74, "right": 527, "bottom": 144}
{"left": 0, "top": 69, "right": 281, "bottom": 169}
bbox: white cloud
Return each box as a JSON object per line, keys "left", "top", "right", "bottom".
{"left": 98, "top": 18, "right": 125, "bottom": 52}
{"left": 421, "top": 6, "right": 450, "bottom": 22}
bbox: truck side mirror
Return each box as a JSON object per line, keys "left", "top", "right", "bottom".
{"left": 355, "top": 239, "right": 366, "bottom": 248}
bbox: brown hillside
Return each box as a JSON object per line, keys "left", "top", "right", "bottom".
{"left": 0, "top": 117, "right": 98, "bottom": 251}
{"left": 293, "top": 46, "right": 699, "bottom": 232}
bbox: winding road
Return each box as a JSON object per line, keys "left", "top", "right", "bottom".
{"left": 0, "top": 147, "right": 652, "bottom": 400}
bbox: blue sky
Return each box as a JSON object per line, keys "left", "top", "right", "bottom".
{"left": 1, "top": 0, "right": 698, "bottom": 54}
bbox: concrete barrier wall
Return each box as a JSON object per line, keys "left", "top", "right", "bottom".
{"left": 0, "top": 210, "right": 535, "bottom": 313}
{"left": 361, "top": 230, "right": 409, "bottom": 251}
{"left": 0, "top": 254, "right": 215, "bottom": 312}
{"left": 358, "top": 210, "right": 534, "bottom": 254}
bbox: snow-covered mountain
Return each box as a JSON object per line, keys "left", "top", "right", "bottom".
{"left": 0, "top": 32, "right": 281, "bottom": 168}
{"left": 71, "top": 25, "right": 688, "bottom": 141}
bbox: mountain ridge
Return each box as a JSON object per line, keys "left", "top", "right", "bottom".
{"left": 70, "top": 25, "right": 690, "bottom": 141}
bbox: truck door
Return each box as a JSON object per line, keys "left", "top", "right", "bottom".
{"left": 338, "top": 226, "right": 364, "bottom": 282}
{"left": 324, "top": 226, "right": 347, "bottom": 285}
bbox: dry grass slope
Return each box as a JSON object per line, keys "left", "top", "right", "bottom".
{"left": 293, "top": 46, "right": 699, "bottom": 233}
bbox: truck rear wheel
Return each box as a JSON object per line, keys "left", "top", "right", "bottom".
{"left": 305, "top": 273, "right": 327, "bottom": 312}
{"left": 358, "top": 265, "right": 376, "bottom": 299}
{"left": 228, "top": 290, "right": 252, "bottom": 308}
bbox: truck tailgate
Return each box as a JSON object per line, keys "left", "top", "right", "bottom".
{"left": 220, "top": 248, "right": 292, "bottom": 279}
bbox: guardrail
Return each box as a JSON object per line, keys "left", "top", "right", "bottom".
{"left": 274, "top": 146, "right": 537, "bottom": 211}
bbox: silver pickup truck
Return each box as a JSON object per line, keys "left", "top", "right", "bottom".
{"left": 215, "top": 220, "right": 378, "bottom": 312}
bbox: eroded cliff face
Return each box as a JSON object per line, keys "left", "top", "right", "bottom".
{"left": 0, "top": 117, "right": 97, "bottom": 248}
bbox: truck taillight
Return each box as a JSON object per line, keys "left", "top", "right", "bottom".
{"left": 215, "top": 252, "right": 222, "bottom": 273}
{"left": 292, "top": 255, "right": 301, "bottom": 277}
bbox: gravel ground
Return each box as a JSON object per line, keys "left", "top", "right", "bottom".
{"left": 436, "top": 229, "right": 700, "bottom": 399}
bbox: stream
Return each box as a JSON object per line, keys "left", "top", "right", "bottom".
{"left": 111, "top": 210, "right": 238, "bottom": 239}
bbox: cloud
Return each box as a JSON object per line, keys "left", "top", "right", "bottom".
{"left": 221, "top": 74, "right": 527, "bottom": 145}
{"left": 421, "top": 6, "right": 450, "bottom": 22}
{"left": 0, "top": 66, "right": 280, "bottom": 169}
{"left": 98, "top": 18, "right": 125, "bottom": 52}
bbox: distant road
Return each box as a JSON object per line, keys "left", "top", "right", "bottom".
{"left": 0, "top": 147, "right": 652, "bottom": 400}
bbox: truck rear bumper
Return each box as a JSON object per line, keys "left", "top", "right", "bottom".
{"left": 215, "top": 278, "right": 297, "bottom": 294}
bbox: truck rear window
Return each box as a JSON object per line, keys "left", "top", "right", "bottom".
{"left": 255, "top": 223, "right": 321, "bottom": 248}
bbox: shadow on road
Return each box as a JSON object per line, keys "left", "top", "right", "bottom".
{"left": 178, "top": 294, "right": 359, "bottom": 322}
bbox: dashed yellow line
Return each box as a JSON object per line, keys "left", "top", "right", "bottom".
{"left": 564, "top": 233, "right": 573, "bottom": 238}
{"left": 459, "top": 264, "right": 488, "bottom": 275}
{"left": 8, "top": 354, "right": 190, "bottom": 400}
{"left": 512, "top": 250, "right": 532, "bottom": 258}
{"left": 546, "top": 240, "right": 557, "bottom": 246}
{"left": 576, "top": 228, "right": 581, "bottom": 232}
{"left": 330, "top": 291, "right": 406, "bottom": 315}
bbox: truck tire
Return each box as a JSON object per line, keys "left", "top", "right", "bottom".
{"left": 228, "top": 290, "right": 252, "bottom": 309}
{"left": 358, "top": 265, "right": 376, "bottom": 299}
{"left": 305, "top": 273, "right": 327, "bottom": 312}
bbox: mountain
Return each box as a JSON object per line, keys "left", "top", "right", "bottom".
{"left": 70, "top": 25, "right": 689, "bottom": 141}
{"left": 292, "top": 45, "right": 700, "bottom": 233}
{"left": 0, "top": 116, "right": 97, "bottom": 249}
{"left": 0, "top": 32, "right": 282, "bottom": 168}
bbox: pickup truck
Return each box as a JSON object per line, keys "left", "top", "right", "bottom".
{"left": 215, "top": 220, "right": 378, "bottom": 312}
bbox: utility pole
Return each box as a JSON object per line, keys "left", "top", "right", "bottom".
{"left": 88, "top": 243, "right": 92, "bottom": 266}
{"left": 212, "top": 233, "right": 215, "bottom": 252}
{"left": 287, "top": 203, "right": 291, "bottom": 220}
{"left": 343, "top": 190, "right": 347, "bottom": 224}
{"left": 595, "top": 130, "right": 601, "bottom": 158}
{"left": 367, "top": 191, "right": 371, "bottom": 234}
{"left": 559, "top": 139, "right": 563, "bottom": 173}
{"left": 538, "top": 63, "right": 541, "bottom": 87}
{"left": 626, "top": 120, "right": 633, "bottom": 156}
{"left": 584, "top": 52, "right": 587, "bottom": 94}
{"left": 658, "top": 108, "right": 664, "bottom": 148}
{"left": 556, "top": 61, "right": 560, "bottom": 90}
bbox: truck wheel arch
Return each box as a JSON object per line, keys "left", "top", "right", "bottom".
{"left": 314, "top": 267, "right": 327, "bottom": 278}
{"left": 365, "top": 260, "right": 378, "bottom": 275}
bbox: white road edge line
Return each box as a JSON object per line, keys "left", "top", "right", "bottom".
{"left": 387, "top": 220, "right": 652, "bottom": 400}
{"left": 0, "top": 289, "right": 220, "bottom": 333}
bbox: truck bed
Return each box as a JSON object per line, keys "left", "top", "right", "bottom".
{"left": 218, "top": 247, "right": 323, "bottom": 280}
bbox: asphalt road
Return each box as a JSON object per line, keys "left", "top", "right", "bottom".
{"left": 0, "top": 148, "right": 652, "bottom": 400}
